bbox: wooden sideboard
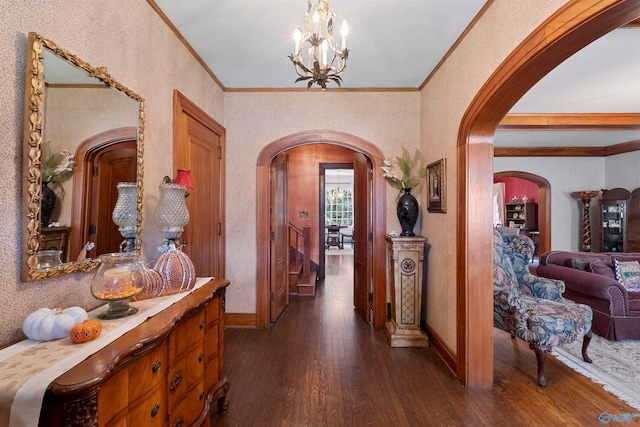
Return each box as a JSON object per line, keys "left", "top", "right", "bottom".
{"left": 38, "top": 278, "right": 229, "bottom": 427}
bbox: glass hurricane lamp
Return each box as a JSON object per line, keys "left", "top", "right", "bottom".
{"left": 112, "top": 182, "right": 139, "bottom": 252}
{"left": 91, "top": 252, "right": 145, "bottom": 319}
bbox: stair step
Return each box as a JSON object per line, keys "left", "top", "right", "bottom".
{"left": 289, "top": 258, "right": 303, "bottom": 274}
{"left": 296, "top": 268, "right": 317, "bottom": 296}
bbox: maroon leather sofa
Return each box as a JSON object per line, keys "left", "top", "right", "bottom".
{"left": 537, "top": 251, "right": 640, "bottom": 341}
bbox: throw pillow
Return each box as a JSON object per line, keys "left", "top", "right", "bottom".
{"left": 614, "top": 259, "right": 640, "bottom": 291}
{"left": 589, "top": 261, "right": 616, "bottom": 280}
{"left": 570, "top": 257, "right": 601, "bottom": 271}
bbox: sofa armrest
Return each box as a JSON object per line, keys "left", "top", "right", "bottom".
{"left": 536, "top": 264, "right": 629, "bottom": 313}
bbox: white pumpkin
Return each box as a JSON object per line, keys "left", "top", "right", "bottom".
{"left": 23, "top": 306, "right": 89, "bottom": 341}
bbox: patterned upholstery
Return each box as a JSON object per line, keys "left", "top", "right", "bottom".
{"left": 493, "top": 230, "right": 593, "bottom": 386}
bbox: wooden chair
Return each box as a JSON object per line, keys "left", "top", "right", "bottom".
{"left": 326, "top": 225, "right": 342, "bottom": 249}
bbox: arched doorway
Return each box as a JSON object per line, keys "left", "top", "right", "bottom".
{"left": 69, "top": 127, "right": 138, "bottom": 259}
{"left": 494, "top": 171, "right": 551, "bottom": 256}
{"left": 458, "top": 1, "right": 639, "bottom": 386}
{"left": 256, "top": 130, "right": 387, "bottom": 327}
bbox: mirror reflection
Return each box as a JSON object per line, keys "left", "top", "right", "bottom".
{"left": 22, "top": 33, "right": 144, "bottom": 281}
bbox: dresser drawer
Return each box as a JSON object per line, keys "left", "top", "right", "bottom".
{"left": 168, "top": 379, "right": 206, "bottom": 427}
{"left": 129, "top": 345, "right": 167, "bottom": 401}
{"left": 167, "top": 343, "right": 205, "bottom": 409}
{"left": 206, "top": 297, "right": 220, "bottom": 325}
{"left": 169, "top": 311, "right": 205, "bottom": 356}
{"left": 98, "top": 368, "right": 128, "bottom": 426}
{"left": 127, "top": 383, "right": 167, "bottom": 427}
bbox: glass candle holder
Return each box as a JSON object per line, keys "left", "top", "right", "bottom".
{"left": 91, "top": 253, "right": 144, "bottom": 319}
{"left": 36, "top": 249, "right": 62, "bottom": 271}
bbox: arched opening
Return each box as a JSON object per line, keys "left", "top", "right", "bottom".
{"left": 256, "top": 130, "right": 387, "bottom": 328}
{"left": 494, "top": 171, "right": 551, "bottom": 256}
{"left": 69, "top": 127, "right": 138, "bottom": 259}
{"left": 457, "top": 1, "right": 640, "bottom": 386}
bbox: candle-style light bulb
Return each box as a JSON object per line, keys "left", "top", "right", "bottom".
{"left": 312, "top": 11, "right": 320, "bottom": 34}
{"left": 341, "top": 20, "right": 349, "bottom": 50}
{"left": 321, "top": 39, "right": 328, "bottom": 69}
{"left": 294, "top": 27, "right": 302, "bottom": 54}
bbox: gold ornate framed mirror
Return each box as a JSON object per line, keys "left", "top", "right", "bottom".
{"left": 21, "top": 33, "right": 145, "bottom": 281}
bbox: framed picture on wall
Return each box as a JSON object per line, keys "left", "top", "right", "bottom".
{"left": 427, "top": 158, "right": 446, "bottom": 213}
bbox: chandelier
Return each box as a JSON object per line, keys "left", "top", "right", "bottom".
{"left": 331, "top": 169, "right": 344, "bottom": 200}
{"left": 289, "top": 0, "right": 349, "bottom": 89}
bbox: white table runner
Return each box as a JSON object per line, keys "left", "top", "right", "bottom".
{"left": 0, "top": 277, "right": 212, "bottom": 427}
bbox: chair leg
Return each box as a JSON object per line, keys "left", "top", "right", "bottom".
{"left": 530, "top": 343, "right": 550, "bottom": 387}
{"left": 582, "top": 329, "right": 593, "bottom": 364}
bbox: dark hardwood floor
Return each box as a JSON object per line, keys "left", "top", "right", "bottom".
{"left": 213, "top": 254, "right": 633, "bottom": 426}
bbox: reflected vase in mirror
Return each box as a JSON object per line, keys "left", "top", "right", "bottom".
{"left": 41, "top": 182, "right": 56, "bottom": 227}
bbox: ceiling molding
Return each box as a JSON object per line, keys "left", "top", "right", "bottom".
{"left": 147, "top": 0, "right": 226, "bottom": 90}
{"left": 419, "top": 1, "right": 494, "bottom": 91}
{"left": 498, "top": 113, "right": 640, "bottom": 130}
{"left": 223, "top": 87, "right": 419, "bottom": 93}
{"left": 494, "top": 139, "right": 640, "bottom": 157}
{"left": 624, "top": 18, "right": 640, "bottom": 27}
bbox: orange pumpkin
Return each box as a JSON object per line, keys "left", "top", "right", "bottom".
{"left": 69, "top": 319, "right": 102, "bottom": 343}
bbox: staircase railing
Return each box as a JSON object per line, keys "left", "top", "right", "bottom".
{"left": 289, "top": 223, "right": 311, "bottom": 282}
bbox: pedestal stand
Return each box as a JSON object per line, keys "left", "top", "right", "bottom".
{"left": 572, "top": 191, "right": 600, "bottom": 252}
{"left": 385, "top": 234, "right": 429, "bottom": 347}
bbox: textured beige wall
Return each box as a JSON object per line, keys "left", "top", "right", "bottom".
{"left": 0, "top": 0, "right": 223, "bottom": 345}
{"left": 419, "top": 0, "right": 567, "bottom": 351}
{"left": 45, "top": 87, "right": 138, "bottom": 226}
{"left": 223, "top": 91, "right": 421, "bottom": 312}
{"left": 0, "top": 0, "right": 571, "bottom": 348}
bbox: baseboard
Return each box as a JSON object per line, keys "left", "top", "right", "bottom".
{"left": 421, "top": 319, "right": 457, "bottom": 377}
{"left": 225, "top": 312, "right": 257, "bottom": 328}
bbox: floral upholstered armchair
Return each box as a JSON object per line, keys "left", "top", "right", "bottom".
{"left": 493, "top": 230, "right": 593, "bottom": 386}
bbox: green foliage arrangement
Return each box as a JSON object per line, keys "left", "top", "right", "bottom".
{"left": 42, "top": 142, "right": 74, "bottom": 183}
{"left": 381, "top": 147, "right": 427, "bottom": 190}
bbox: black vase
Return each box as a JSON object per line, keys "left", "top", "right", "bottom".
{"left": 397, "top": 188, "right": 419, "bottom": 236}
{"left": 41, "top": 181, "right": 56, "bottom": 227}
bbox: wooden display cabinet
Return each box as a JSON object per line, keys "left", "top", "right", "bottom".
{"left": 505, "top": 202, "right": 537, "bottom": 230}
{"left": 600, "top": 188, "right": 630, "bottom": 253}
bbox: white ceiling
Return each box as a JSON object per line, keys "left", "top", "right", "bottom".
{"left": 151, "top": 1, "right": 640, "bottom": 149}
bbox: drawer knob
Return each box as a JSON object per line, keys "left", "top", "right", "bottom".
{"left": 200, "top": 391, "right": 205, "bottom": 400}
{"left": 198, "top": 352, "right": 204, "bottom": 363}
{"left": 170, "top": 371, "right": 183, "bottom": 391}
{"left": 152, "top": 360, "right": 161, "bottom": 373}
{"left": 199, "top": 320, "right": 205, "bottom": 329}
{"left": 173, "top": 416, "right": 184, "bottom": 427}
{"left": 151, "top": 404, "right": 160, "bottom": 418}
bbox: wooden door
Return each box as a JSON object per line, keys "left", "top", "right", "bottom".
{"left": 89, "top": 142, "right": 137, "bottom": 255}
{"left": 270, "top": 153, "right": 289, "bottom": 322}
{"left": 353, "top": 153, "right": 372, "bottom": 322}
{"left": 173, "top": 91, "right": 225, "bottom": 279}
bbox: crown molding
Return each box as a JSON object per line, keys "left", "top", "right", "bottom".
{"left": 498, "top": 113, "right": 640, "bottom": 130}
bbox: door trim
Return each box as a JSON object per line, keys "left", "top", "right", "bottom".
{"left": 173, "top": 90, "right": 226, "bottom": 279}
{"left": 256, "top": 130, "right": 386, "bottom": 327}
{"left": 319, "top": 162, "right": 354, "bottom": 279}
{"left": 69, "top": 127, "right": 137, "bottom": 260}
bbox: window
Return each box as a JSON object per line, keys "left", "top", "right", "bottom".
{"left": 325, "top": 188, "right": 353, "bottom": 226}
